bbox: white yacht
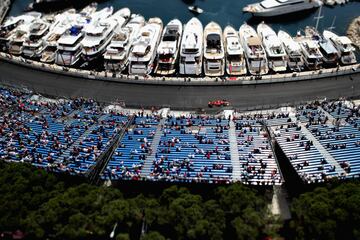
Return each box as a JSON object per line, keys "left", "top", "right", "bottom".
{"left": 203, "top": 22, "right": 225, "bottom": 77}
{"left": 103, "top": 14, "right": 145, "bottom": 72}
{"left": 294, "top": 33, "right": 323, "bottom": 70}
{"left": 223, "top": 26, "right": 247, "bottom": 76}
{"left": 40, "top": 10, "right": 78, "bottom": 63}
{"left": 81, "top": 7, "right": 121, "bottom": 61}
{"left": 243, "top": 0, "right": 322, "bottom": 17}
{"left": 278, "top": 30, "right": 305, "bottom": 71}
{"left": 179, "top": 17, "right": 203, "bottom": 76}
{"left": 257, "top": 22, "right": 287, "bottom": 72}
{"left": 22, "top": 19, "right": 50, "bottom": 58}
{"left": 305, "top": 26, "right": 339, "bottom": 67}
{"left": 7, "top": 12, "right": 42, "bottom": 55}
{"left": 155, "top": 19, "right": 183, "bottom": 75}
{"left": 323, "top": 30, "right": 357, "bottom": 65}
{"left": 239, "top": 23, "right": 268, "bottom": 75}
{"left": 128, "top": 18, "right": 163, "bottom": 75}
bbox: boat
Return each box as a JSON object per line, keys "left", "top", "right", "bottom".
{"left": 8, "top": 13, "right": 43, "bottom": 56}
{"left": 223, "top": 26, "right": 247, "bottom": 76}
{"left": 81, "top": 7, "right": 130, "bottom": 62}
{"left": 179, "top": 17, "right": 203, "bottom": 76}
{"left": 40, "top": 10, "right": 78, "bottom": 63}
{"left": 257, "top": 22, "right": 287, "bottom": 72}
{"left": 188, "top": 6, "right": 203, "bottom": 14}
{"left": 243, "top": 0, "right": 322, "bottom": 17}
{"left": 239, "top": 23, "right": 268, "bottom": 76}
{"left": 278, "top": 30, "right": 305, "bottom": 71}
{"left": 104, "top": 15, "right": 145, "bottom": 72}
{"left": 323, "top": 30, "right": 357, "bottom": 65}
{"left": 22, "top": 19, "right": 51, "bottom": 59}
{"left": 305, "top": 26, "right": 339, "bottom": 67}
{"left": 128, "top": 18, "right": 163, "bottom": 75}
{"left": 154, "top": 19, "right": 183, "bottom": 75}
{"left": 294, "top": 32, "right": 323, "bottom": 70}
{"left": 203, "top": 22, "right": 225, "bottom": 77}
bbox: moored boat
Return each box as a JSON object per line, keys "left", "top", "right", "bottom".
{"left": 278, "top": 30, "right": 305, "bottom": 71}
{"left": 323, "top": 30, "right": 357, "bottom": 65}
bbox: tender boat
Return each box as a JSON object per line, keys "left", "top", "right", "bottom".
{"left": 203, "top": 21, "right": 225, "bottom": 77}
{"left": 243, "top": 0, "right": 322, "bottom": 17}
{"left": 104, "top": 14, "right": 145, "bottom": 72}
{"left": 128, "top": 18, "right": 163, "bottom": 75}
{"left": 155, "top": 19, "right": 183, "bottom": 75}
{"left": 239, "top": 23, "right": 268, "bottom": 75}
{"left": 81, "top": 7, "right": 119, "bottom": 61}
{"left": 323, "top": 30, "right": 357, "bottom": 65}
{"left": 223, "top": 26, "right": 247, "bottom": 75}
{"left": 294, "top": 32, "right": 323, "bottom": 70}
{"left": 188, "top": 6, "right": 204, "bottom": 14}
{"left": 257, "top": 22, "right": 287, "bottom": 72}
{"left": 305, "top": 26, "right": 339, "bottom": 67}
{"left": 22, "top": 19, "right": 51, "bottom": 58}
{"left": 179, "top": 17, "right": 203, "bottom": 76}
{"left": 278, "top": 30, "right": 305, "bottom": 71}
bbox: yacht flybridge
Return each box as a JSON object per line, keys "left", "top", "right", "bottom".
{"left": 203, "top": 22, "right": 225, "bottom": 77}
{"left": 243, "top": 0, "right": 322, "bottom": 17}
{"left": 223, "top": 26, "right": 247, "bottom": 76}
{"left": 179, "top": 17, "right": 203, "bottom": 76}
{"left": 257, "top": 22, "right": 287, "bottom": 72}
{"left": 104, "top": 15, "right": 145, "bottom": 72}
{"left": 155, "top": 19, "right": 183, "bottom": 75}
{"left": 22, "top": 19, "right": 50, "bottom": 58}
{"left": 128, "top": 18, "right": 163, "bottom": 75}
{"left": 323, "top": 30, "right": 357, "bottom": 65}
{"left": 239, "top": 23, "right": 268, "bottom": 75}
{"left": 278, "top": 30, "right": 304, "bottom": 71}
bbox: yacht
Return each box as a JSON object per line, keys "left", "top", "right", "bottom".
{"left": 81, "top": 8, "right": 130, "bottom": 61}
{"left": 239, "top": 23, "right": 268, "bottom": 75}
{"left": 278, "top": 30, "right": 305, "bottom": 71}
{"left": 128, "top": 18, "right": 163, "bottom": 75}
{"left": 305, "top": 26, "right": 339, "bottom": 67}
{"left": 223, "top": 26, "right": 247, "bottom": 75}
{"left": 323, "top": 30, "right": 357, "bottom": 65}
{"left": 40, "top": 10, "right": 78, "bottom": 63}
{"left": 154, "top": 19, "right": 183, "bottom": 75}
{"left": 55, "top": 7, "right": 113, "bottom": 66}
{"left": 179, "top": 17, "right": 203, "bottom": 76}
{"left": 294, "top": 33, "right": 323, "bottom": 70}
{"left": 243, "top": 0, "right": 322, "bottom": 17}
{"left": 22, "top": 19, "right": 51, "bottom": 58}
{"left": 6, "top": 12, "right": 42, "bottom": 55}
{"left": 203, "top": 22, "right": 225, "bottom": 77}
{"left": 257, "top": 22, "right": 287, "bottom": 72}
{"left": 103, "top": 15, "right": 145, "bottom": 72}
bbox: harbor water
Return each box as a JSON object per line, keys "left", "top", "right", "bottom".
{"left": 8, "top": 0, "right": 360, "bottom": 36}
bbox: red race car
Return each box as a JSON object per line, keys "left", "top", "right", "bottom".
{"left": 208, "top": 100, "right": 230, "bottom": 108}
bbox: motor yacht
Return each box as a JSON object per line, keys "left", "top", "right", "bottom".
{"left": 243, "top": 0, "right": 322, "bottom": 17}
{"left": 294, "top": 32, "right": 323, "bottom": 70}
{"left": 323, "top": 30, "right": 357, "bottom": 65}
{"left": 154, "top": 19, "right": 183, "bottom": 75}
{"left": 179, "top": 17, "right": 203, "bottom": 76}
{"left": 22, "top": 19, "right": 51, "bottom": 58}
{"left": 203, "top": 21, "right": 225, "bottom": 77}
{"left": 278, "top": 30, "right": 305, "bottom": 71}
{"left": 257, "top": 22, "right": 287, "bottom": 72}
{"left": 104, "top": 14, "right": 145, "bottom": 72}
{"left": 128, "top": 18, "right": 163, "bottom": 75}
{"left": 239, "top": 23, "right": 268, "bottom": 75}
{"left": 223, "top": 26, "right": 247, "bottom": 75}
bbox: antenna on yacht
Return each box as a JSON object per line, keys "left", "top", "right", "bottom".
{"left": 328, "top": 16, "right": 336, "bottom": 31}
{"left": 314, "top": 5, "right": 323, "bottom": 31}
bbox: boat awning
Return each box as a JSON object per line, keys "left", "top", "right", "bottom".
{"left": 248, "top": 36, "right": 261, "bottom": 46}
{"left": 337, "top": 36, "right": 352, "bottom": 45}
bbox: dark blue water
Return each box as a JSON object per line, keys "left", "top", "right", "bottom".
{"left": 7, "top": 0, "right": 360, "bottom": 36}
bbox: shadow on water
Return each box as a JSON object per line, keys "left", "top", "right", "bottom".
{"left": 246, "top": 8, "right": 318, "bottom": 25}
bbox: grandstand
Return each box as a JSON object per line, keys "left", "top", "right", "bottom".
{"left": 2, "top": 86, "right": 360, "bottom": 186}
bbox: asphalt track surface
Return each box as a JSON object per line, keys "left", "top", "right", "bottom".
{"left": 1, "top": 60, "right": 360, "bottom": 111}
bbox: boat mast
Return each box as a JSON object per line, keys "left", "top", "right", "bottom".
{"left": 314, "top": 5, "right": 323, "bottom": 31}
{"left": 328, "top": 16, "right": 336, "bottom": 31}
